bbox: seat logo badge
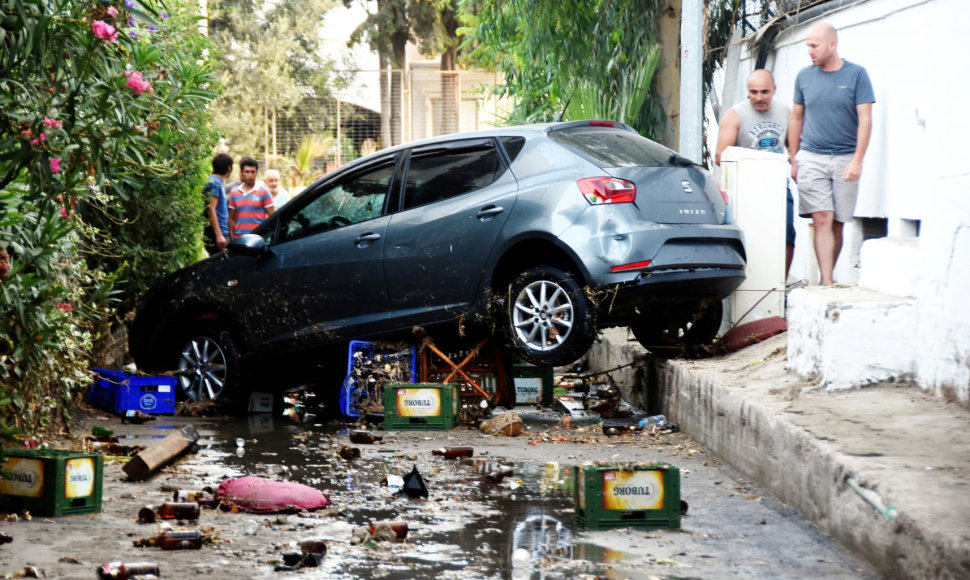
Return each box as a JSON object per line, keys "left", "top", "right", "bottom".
{"left": 681, "top": 181, "right": 693, "bottom": 193}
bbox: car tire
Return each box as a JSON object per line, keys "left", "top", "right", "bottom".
{"left": 630, "top": 299, "right": 723, "bottom": 358}
{"left": 176, "top": 325, "right": 242, "bottom": 403}
{"left": 504, "top": 266, "right": 595, "bottom": 367}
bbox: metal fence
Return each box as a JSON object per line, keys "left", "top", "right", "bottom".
{"left": 256, "top": 69, "right": 509, "bottom": 189}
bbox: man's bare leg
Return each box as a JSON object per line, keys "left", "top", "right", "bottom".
{"left": 812, "top": 211, "right": 843, "bottom": 285}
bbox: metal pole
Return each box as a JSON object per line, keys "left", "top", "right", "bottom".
{"left": 336, "top": 99, "right": 342, "bottom": 168}
{"left": 679, "top": 0, "right": 703, "bottom": 163}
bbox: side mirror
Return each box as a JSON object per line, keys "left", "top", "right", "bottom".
{"left": 228, "top": 234, "right": 271, "bottom": 257}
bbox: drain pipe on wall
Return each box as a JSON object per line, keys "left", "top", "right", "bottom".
{"left": 844, "top": 476, "right": 899, "bottom": 520}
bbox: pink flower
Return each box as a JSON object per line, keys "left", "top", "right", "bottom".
{"left": 43, "top": 117, "right": 62, "bottom": 129}
{"left": 30, "top": 133, "right": 45, "bottom": 145}
{"left": 107, "top": 6, "right": 118, "bottom": 18}
{"left": 59, "top": 208, "right": 69, "bottom": 219}
{"left": 55, "top": 302, "right": 73, "bottom": 313}
{"left": 50, "top": 158, "right": 61, "bottom": 173}
{"left": 91, "top": 20, "right": 118, "bottom": 42}
{"left": 124, "top": 70, "right": 152, "bottom": 96}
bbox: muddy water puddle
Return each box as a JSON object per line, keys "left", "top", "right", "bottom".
{"left": 192, "top": 416, "right": 644, "bottom": 579}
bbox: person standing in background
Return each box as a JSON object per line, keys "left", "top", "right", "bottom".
{"left": 789, "top": 22, "right": 874, "bottom": 285}
{"left": 264, "top": 169, "right": 291, "bottom": 208}
{"left": 716, "top": 69, "right": 794, "bottom": 279}
{"left": 203, "top": 153, "right": 233, "bottom": 254}
{"left": 228, "top": 157, "right": 275, "bottom": 239}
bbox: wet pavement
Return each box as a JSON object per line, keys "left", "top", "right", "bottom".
{"left": 0, "top": 409, "right": 879, "bottom": 579}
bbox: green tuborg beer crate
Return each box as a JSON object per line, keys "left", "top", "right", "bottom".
{"left": 575, "top": 462, "right": 681, "bottom": 530}
{"left": 0, "top": 449, "right": 103, "bottom": 516}
{"left": 384, "top": 383, "right": 459, "bottom": 430}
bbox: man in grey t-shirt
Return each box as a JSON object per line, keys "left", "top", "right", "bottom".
{"left": 716, "top": 69, "right": 794, "bottom": 279}
{"left": 789, "top": 22, "right": 875, "bottom": 285}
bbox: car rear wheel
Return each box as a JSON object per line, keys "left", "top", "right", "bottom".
{"left": 630, "top": 300, "right": 723, "bottom": 358}
{"left": 505, "top": 266, "right": 595, "bottom": 366}
{"left": 177, "top": 326, "right": 241, "bottom": 402}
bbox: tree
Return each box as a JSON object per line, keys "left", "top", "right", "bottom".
{"left": 458, "top": 0, "right": 667, "bottom": 139}
{"left": 0, "top": 0, "right": 220, "bottom": 437}
{"left": 207, "top": 0, "right": 346, "bottom": 159}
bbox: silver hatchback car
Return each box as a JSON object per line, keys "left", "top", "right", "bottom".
{"left": 130, "top": 120, "right": 745, "bottom": 402}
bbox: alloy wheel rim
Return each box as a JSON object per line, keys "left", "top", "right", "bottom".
{"left": 512, "top": 279, "right": 574, "bottom": 352}
{"left": 178, "top": 336, "right": 227, "bottom": 401}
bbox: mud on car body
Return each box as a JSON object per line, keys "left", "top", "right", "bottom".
{"left": 130, "top": 120, "right": 746, "bottom": 402}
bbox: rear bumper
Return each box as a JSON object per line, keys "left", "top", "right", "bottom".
{"left": 594, "top": 266, "right": 746, "bottom": 323}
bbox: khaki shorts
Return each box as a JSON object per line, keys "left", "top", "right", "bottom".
{"left": 795, "top": 150, "right": 859, "bottom": 223}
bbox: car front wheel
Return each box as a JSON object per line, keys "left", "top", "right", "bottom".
{"left": 504, "top": 266, "right": 595, "bottom": 366}
{"left": 177, "top": 326, "right": 241, "bottom": 402}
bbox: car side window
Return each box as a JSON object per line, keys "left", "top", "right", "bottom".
{"left": 402, "top": 141, "right": 506, "bottom": 210}
{"left": 278, "top": 162, "right": 394, "bottom": 243}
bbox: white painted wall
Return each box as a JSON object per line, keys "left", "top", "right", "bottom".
{"left": 914, "top": 175, "right": 970, "bottom": 401}
{"left": 712, "top": 0, "right": 970, "bottom": 285}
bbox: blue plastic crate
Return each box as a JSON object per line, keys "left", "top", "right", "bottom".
{"left": 89, "top": 368, "right": 176, "bottom": 415}
{"left": 339, "top": 341, "right": 416, "bottom": 418}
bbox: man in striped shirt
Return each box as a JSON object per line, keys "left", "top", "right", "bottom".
{"left": 228, "top": 157, "right": 275, "bottom": 239}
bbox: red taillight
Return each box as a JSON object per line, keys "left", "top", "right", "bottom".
{"left": 719, "top": 186, "right": 729, "bottom": 204}
{"left": 577, "top": 177, "right": 637, "bottom": 205}
{"left": 589, "top": 120, "right": 615, "bottom": 127}
{"left": 610, "top": 260, "right": 652, "bottom": 272}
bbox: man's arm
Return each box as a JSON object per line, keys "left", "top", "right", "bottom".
{"left": 206, "top": 196, "right": 227, "bottom": 250}
{"left": 788, "top": 104, "right": 804, "bottom": 180}
{"left": 714, "top": 108, "right": 740, "bottom": 166}
{"left": 843, "top": 102, "right": 872, "bottom": 182}
{"left": 228, "top": 207, "right": 237, "bottom": 240}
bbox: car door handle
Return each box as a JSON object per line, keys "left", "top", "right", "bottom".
{"left": 354, "top": 232, "right": 381, "bottom": 246}
{"left": 476, "top": 206, "right": 504, "bottom": 220}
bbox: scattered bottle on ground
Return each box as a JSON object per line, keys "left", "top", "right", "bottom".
{"left": 487, "top": 467, "right": 515, "bottom": 483}
{"left": 349, "top": 430, "right": 382, "bottom": 444}
{"left": 121, "top": 410, "right": 156, "bottom": 424}
{"left": 338, "top": 444, "right": 361, "bottom": 460}
{"left": 97, "top": 561, "right": 160, "bottom": 580}
{"left": 137, "top": 506, "right": 156, "bottom": 524}
{"left": 601, "top": 420, "right": 638, "bottom": 436}
{"left": 171, "top": 488, "right": 218, "bottom": 508}
{"left": 368, "top": 521, "right": 409, "bottom": 540}
{"left": 432, "top": 446, "right": 474, "bottom": 459}
{"left": 91, "top": 425, "right": 114, "bottom": 437}
{"left": 637, "top": 414, "right": 669, "bottom": 430}
{"left": 154, "top": 502, "right": 200, "bottom": 521}
{"left": 133, "top": 530, "right": 205, "bottom": 550}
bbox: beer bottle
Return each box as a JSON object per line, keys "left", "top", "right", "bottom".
{"left": 97, "top": 561, "right": 160, "bottom": 579}
{"left": 121, "top": 410, "right": 156, "bottom": 424}
{"left": 339, "top": 445, "right": 361, "bottom": 460}
{"left": 431, "top": 446, "right": 473, "bottom": 459}
{"left": 349, "top": 430, "right": 382, "bottom": 444}
{"left": 133, "top": 530, "right": 204, "bottom": 550}
{"left": 137, "top": 506, "right": 156, "bottom": 524}
{"left": 487, "top": 467, "right": 515, "bottom": 483}
{"left": 601, "top": 420, "right": 638, "bottom": 436}
{"left": 367, "top": 521, "right": 409, "bottom": 539}
{"left": 155, "top": 502, "right": 200, "bottom": 520}
{"left": 91, "top": 425, "right": 114, "bottom": 437}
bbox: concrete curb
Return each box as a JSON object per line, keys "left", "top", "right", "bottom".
{"left": 663, "top": 334, "right": 970, "bottom": 580}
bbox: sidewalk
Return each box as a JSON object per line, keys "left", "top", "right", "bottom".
{"left": 663, "top": 333, "right": 970, "bottom": 580}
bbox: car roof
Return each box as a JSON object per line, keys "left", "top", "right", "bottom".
{"left": 331, "top": 120, "right": 639, "bottom": 174}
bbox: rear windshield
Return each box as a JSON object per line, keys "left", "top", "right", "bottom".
{"left": 548, "top": 127, "right": 674, "bottom": 167}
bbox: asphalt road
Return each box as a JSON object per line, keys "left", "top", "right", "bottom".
{"left": 0, "top": 410, "right": 879, "bottom": 579}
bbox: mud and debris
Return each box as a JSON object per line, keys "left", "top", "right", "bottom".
{"left": 0, "top": 400, "right": 877, "bottom": 579}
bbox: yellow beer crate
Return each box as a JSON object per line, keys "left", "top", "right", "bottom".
{"left": 575, "top": 462, "right": 681, "bottom": 530}
{"left": 0, "top": 449, "right": 103, "bottom": 516}
{"left": 383, "top": 383, "right": 459, "bottom": 430}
